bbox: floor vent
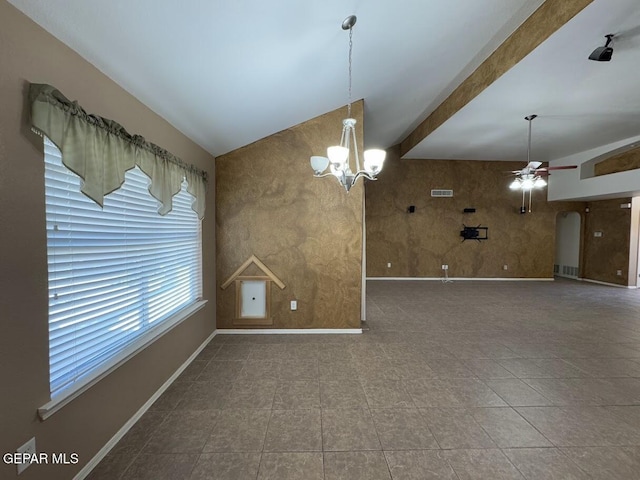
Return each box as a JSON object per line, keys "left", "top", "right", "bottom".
{"left": 431, "top": 189, "right": 453, "bottom": 197}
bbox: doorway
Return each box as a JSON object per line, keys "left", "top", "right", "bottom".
{"left": 555, "top": 211, "right": 581, "bottom": 279}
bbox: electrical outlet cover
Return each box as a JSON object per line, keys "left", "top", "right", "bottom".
{"left": 16, "top": 437, "right": 36, "bottom": 474}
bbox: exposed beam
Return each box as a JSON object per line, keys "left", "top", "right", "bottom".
{"left": 400, "top": 0, "right": 594, "bottom": 158}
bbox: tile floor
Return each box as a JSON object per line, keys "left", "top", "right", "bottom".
{"left": 88, "top": 278, "right": 640, "bottom": 479}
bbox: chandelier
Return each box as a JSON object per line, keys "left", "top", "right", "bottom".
{"left": 310, "top": 15, "right": 386, "bottom": 192}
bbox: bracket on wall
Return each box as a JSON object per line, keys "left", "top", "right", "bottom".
{"left": 221, "top": 255, "right": 286, "bottom": 325}
{"left": 460, "top": 224, "right": 488, "bottom": 242}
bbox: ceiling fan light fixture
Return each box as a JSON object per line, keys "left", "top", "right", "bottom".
{"left": 534, "top": 176, "right": 547, "bottom": 188}
{"left": 521, "top": 177, "right": 535, "bottom": 190}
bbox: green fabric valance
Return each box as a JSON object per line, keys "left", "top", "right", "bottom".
{"left": 29, "top": 83, "right": 207, "bottom": 219}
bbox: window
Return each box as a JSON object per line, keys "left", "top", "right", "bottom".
{"left": 44, "top": 137, "right": 202, "bottom": 398}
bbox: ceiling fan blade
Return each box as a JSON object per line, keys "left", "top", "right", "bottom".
{"left": 546, "top": 165, "right": 577, "bottom": 171}
{"left": 526, "top": 161, "right": 542, "bottom": 170}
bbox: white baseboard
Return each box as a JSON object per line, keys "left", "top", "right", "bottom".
{"left": 215, "top": 328, "right": 362, "bottom": 335}
{"left": 74, "top": 329, "right": 217, "bottom": 480}
{"left": 578, "top": 277, "right": 638, "bottom": 289}
{"left": 366, "top": 277, "right": 554, "bottom": 282}
{"left": 555, "top": 274, "right": 579, "bottom": 280}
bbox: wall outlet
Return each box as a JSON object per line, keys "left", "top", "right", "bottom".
{"left": 290, "top": 300, "right": 297, "bottom": 311}
{"left": 616, "top": 270, "right": 623, "bottom": 276}
{"left": 503, "top": 264, "right": 508, "bottom": 270}
{"left": 16, "top": 437, "right": 36, "bottom": 474}
{"left": 387, "top": 262, "right": 391, "bottom": 268}
{"left": 594, "top": 231, "right": 603, "bottom": 237}
{"left": 441, "top": 264, "right": 448, "bottom": 270}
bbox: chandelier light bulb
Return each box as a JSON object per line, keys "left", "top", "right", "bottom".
{"left": 509, "top": 179, "right": 521, "bottom": 190}
{"left": 327, "top": 146, "right": 349, "bottom": 165}
{"left": 364, "top": 149, "right": 386, "bottom": 173}
{"left": 310, "top": 156, "right": 329, "bottom": 175}
{"left": 534, "top": 176, "right": 547, "bottom": 188}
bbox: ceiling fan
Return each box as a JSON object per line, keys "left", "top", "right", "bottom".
{"left": 509, "top": 115, "right": 576, "bottom": 213}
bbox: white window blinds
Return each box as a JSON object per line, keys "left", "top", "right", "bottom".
{"left": 44, "top": 138, "right": 202, "bottom": 397}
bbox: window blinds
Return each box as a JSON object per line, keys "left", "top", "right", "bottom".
{"left": 44, "top": 138, "right": 202, "bottom": 396}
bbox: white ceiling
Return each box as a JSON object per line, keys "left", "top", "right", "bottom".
{"left": 405, "top": 0, "right": 640, "bottom": 162}
{"left": 9, "top": 0, "right": 544, "bottom": 157}
{"left": 8, "top": 0, "right": 639, "bottom": 163}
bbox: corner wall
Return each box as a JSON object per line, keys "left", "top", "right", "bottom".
{"left": 366, "top": 146, "right": 586, "bottom": 278}
{"left": 0, "top": 2, "right": 216, "bottom": 479}
{"left": 215, "top": 102, "right": 364, "bottom": 329}
{"left": 582, "top": 198, "right": 632, "bottom": 286}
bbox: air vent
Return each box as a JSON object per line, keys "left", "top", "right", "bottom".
{"left": 560, "top": 265, "right": 579, "bottom": 277}
{"left": 431, "top": 189, "right": 453, "bottom": 197}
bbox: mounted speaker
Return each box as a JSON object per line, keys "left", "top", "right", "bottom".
{"left": 589, "top": 34, "right": 614, "bottom": 62}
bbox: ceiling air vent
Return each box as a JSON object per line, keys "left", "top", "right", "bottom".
{"left": 431, "top": 189, "right": 453, "bottom": 198}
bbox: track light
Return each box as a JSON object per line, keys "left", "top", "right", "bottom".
{"left": 589, "top": 34, "right": 614, "bottom": 62}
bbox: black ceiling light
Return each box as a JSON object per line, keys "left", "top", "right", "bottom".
{"left": 589, "top": 34, "right": 614, "bottom": 61}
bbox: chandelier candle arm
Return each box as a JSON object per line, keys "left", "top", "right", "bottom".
{"left": 309, "top": 14, "right": 386, "bottom": 192}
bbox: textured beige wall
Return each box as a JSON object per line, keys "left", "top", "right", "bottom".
{"left": 0, "top": 2, "right": 216, "bottom": 479}
{"left": 366, "top": 147, "right": 585, "bottom": 278}
{"left": 594, "top": 146, "right": 640, "bottom": 177}
{"left": 582, "top": 198, "right": 632, "bottom": 286}
{"left": 216, "top": 102, "right": 363, "bottom": 329}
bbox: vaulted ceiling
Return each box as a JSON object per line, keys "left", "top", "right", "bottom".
{"left": 8, "top": 0, "right": 640, "bottom": 165}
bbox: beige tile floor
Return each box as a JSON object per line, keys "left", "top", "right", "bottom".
{"left": 88, "top": 278, "right": 640, "bottom": 479}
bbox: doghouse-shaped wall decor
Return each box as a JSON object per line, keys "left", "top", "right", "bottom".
{"left": 221, "top": 255, "right": 286, "bottom": 326}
